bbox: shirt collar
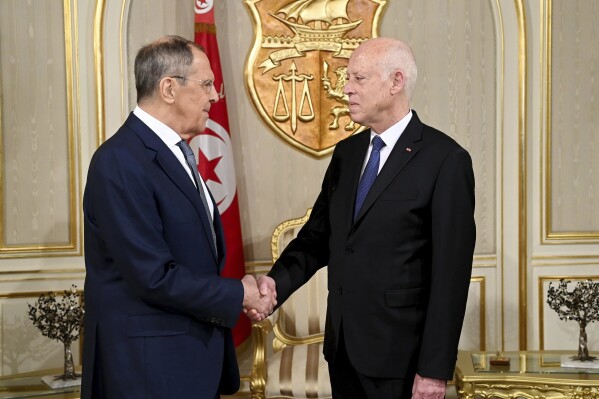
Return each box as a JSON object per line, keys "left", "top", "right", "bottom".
{"left": 370, "top": 110, "right": 413, "bottom": 150}
{"left": 133, "top": 105, "right": 182, "bottom": 148}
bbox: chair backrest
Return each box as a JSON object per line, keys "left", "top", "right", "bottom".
{"left": 271, "top": 208, "right": 327, "bottom": 346}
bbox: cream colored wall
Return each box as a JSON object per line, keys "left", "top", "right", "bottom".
{"left": 0, "top": 0, "right": 597, "bottom": 376}
{"left": 529, "top": 0, "right": 599, "bottom": 353}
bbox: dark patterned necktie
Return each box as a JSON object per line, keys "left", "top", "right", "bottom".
{"left": 354, "top": 135, "right": 386, "bottom": 220}
{"left": 177, "top": 140, "right": 217, "bottom": 256}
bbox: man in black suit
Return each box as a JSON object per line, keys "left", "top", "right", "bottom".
{"left": 254, "top": 37, "right": 476, "bottom": 398}
{"left": 82, "top": 35, "right": 274, "bottom": 399}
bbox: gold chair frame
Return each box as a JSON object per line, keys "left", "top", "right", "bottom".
{"left": 250, "top": 208, "right": 329, "bottom": 399}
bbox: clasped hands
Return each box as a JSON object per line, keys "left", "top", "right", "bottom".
{"left": 241, "top": 275, "right": 277, "bottom": 321}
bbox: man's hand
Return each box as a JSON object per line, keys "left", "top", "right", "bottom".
{"left": 257, "top": 275, "right": 276, "bottom": 298}
{"left": 411, "top": 374, "right": 446, "bottom": 399}
{"left": 241, "top": 275, "right": 276, "bottom": 321}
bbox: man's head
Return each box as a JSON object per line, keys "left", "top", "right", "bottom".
{"left": 134, "top": 35, "right": 219, "bottom": 139}
{"left": 344, "top": 37, "right": 417, "bottom": 134}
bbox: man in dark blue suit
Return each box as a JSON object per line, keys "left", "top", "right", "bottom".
{"left": 82, "top": 35, "right": 274, "bottom": 399}
{"left": 254, "top": 38, "right": 476, "bottom": 398}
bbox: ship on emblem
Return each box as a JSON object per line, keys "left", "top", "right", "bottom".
{"left": 270, "top": 0, "right": 362, "bottom": 40}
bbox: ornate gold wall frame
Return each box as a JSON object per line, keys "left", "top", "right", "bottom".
{"left": 542, "top": 0, "right": 599, "bottom": 244}
{"left": 244, "top": 0, "right": 387, "bottom": 158}
{"left": 95, "top": 0, "right": 194, "bottom": 144}
{"left": 0, "top": 0, "right": 80, "bottom": 257}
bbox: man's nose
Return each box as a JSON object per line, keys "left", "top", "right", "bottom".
{"left": 343, "top": 83, "right": 352, "bottom": 95}
{"left": 210, "top": 88, "right": 219, "bottom": 103}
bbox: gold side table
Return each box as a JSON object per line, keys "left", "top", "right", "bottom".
{"left": 0, "top": 369, "right": 80, "bottom": 399}
{"left": 455, "top": 351, "right": 599, "bottom": 398}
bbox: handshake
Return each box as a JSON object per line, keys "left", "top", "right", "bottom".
{"left": 241, "top": 275, "right": 277, "bottom": 322}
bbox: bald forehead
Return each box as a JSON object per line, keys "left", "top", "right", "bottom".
{"left": 354, "top": 38, "right": 408, "bottom": 57}
{"left": 348, "top": 39, "right": 391, "bottom": 72}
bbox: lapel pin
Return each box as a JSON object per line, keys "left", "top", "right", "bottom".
{"left": 406, "top": 147, "right": 412, "bottom": 152}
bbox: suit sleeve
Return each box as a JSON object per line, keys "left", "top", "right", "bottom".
{"left": 417, "top": 146, "right": 476, "bottom": 380}
{"left": 84, "top": 148, "right": 243, "bottom": 328}
{"left": 267, "top": 157, "right": 334, "bottom": 306}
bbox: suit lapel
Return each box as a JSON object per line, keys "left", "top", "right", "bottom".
{"left": 125, "top": 113, "right": 219, "bottom": 261}
{"left": 353, "top": 113, "right": 424, "bottom": 224}
{"left": 210, "top": 191, "right": 227, "bottom": 271}
{"left": 340, "top": 131, "right": 371, "bottom": 234}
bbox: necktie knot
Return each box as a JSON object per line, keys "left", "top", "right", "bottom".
{"left": 177, "top": 140, "right": 194, "bottom": 157}
{"left": 371, "top": 135, "right": 386, "bottom": 152}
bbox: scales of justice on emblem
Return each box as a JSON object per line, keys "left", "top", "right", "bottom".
{"left": 245, "top": 0, "right": 387, "bottom": 157}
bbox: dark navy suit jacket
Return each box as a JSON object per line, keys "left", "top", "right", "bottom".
{"left": 82, "top": 113, "right": 242, "bottom": 398}
{"left": 269, "top": 111, "right": 476, "bottom": 381}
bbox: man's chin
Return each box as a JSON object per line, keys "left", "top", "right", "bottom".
{"left": 196, "top": 122, "right": 208, "bottom": 133}
{"left": 348, "top": 114, "right": 363, "bottom": 125}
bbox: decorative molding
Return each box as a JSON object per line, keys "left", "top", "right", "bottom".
{"left": 542, "top": 0, "right": 599, "bottom": 244}
{"left": 462, "top": 383, "right": 599, "bottom": 399}
{"left": 119, "top": 0, "right": 130, "bottom": 118}
{"left": 514, "top": 0, "right": 528, "bottom": 350}
{"left": 0, "top": 0, "right": 80, "bottom": 257}
{"left": 494, "top": 0, "right": 506, "bottom": 353}
{"left": 0, "top": 275, "right": 84, "bottom": 284}
{"left": 532, "top": 254, "right": 599, "bottom": 267}
{"left": 94, "top": 0, "right": 107, "bottom": 146}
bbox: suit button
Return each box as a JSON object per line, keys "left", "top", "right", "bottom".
{"left": 346, "top": 247, "right": 353, "bottom": 254}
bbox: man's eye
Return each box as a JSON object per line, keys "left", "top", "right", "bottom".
{"left": 204, "top": 81, "right": 214, "bottom": 88}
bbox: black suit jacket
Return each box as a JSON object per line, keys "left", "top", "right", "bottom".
{"left": 268, "top": 111, "right": 475, "bottom": 380}
{"left": 82, "top": 113, "right": 241, "bottom": 398}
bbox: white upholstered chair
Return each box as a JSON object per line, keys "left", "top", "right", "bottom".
{"left": 250, "top": 208, "right": 332, "bottom": 399}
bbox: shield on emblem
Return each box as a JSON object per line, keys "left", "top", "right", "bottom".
{"left": 244, "top": 0, "right": 387, "bottom": 157}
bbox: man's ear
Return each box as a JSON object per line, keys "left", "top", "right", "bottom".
{"left": 159, "top": 77, "right": 176, "bottom": 104}
{"left": 390, "top": 70, "right": 405, "bottom": 95}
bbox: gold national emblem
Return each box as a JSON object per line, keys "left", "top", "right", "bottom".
{"left": 245, "top": 0, "right": 387, "bottom": 157}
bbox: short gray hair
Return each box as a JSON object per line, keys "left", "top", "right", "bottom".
{"left": 134, "top": 35, "right": 205, "bottom": 103}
